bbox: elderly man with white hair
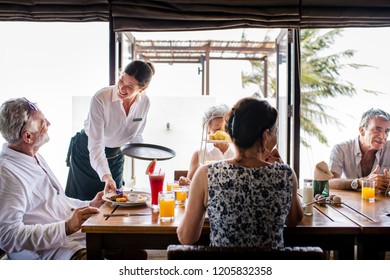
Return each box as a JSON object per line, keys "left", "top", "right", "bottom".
{"left": 0, "top": 97, "right": 103, "bottom": 260}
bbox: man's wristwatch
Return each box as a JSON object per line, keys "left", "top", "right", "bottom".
{"left": 351, "top": 178, "right": 361, "bottom": 190}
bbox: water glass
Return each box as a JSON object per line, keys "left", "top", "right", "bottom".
{"left": 303, "top": 179, "right": 314, "bottom": 216}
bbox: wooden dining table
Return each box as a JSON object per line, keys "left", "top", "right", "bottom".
{"left": 327, "top": 189, "right": 390, "bottom": 259}
{"left": 81, "top": 192, "right": 361, "bottom": 260}
{"left": 82, "top": 202, "right": 207, "bottom": 260}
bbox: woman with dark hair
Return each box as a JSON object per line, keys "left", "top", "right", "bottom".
{"left": 65, "top": 60, "right": 155, "bottom": 200}
{"left": 177, "top": 97, "right": 303, "bottom": 248}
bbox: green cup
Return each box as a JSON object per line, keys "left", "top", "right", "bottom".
{"left": 313, "top": 180, "right": 329, "bottom": 197}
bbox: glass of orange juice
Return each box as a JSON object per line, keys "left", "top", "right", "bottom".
{"left": 159, "top": 191, "right": 175, "bottom": 222}
{"left": 166, "top": 182, "right": 179, "bottom": 191}
{"left": 173, "top": 186, "right": 189, "bottom": 206}
{"left": 361, "top": 179, "right": 375, "bottom": 203}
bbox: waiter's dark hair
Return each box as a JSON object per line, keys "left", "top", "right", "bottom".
{"left": 124, "top": 60, "right": 155, "bottom": 88}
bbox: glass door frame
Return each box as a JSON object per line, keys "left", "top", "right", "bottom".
{"left": 276, "top": 29, "right": 301, "bottom": 180}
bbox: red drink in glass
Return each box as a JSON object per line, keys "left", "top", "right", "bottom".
{"left": 149, "top": 172, "right": 165, "bottom": 207}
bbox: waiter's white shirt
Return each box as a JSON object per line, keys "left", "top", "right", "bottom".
{"left": 84, "top": 85, "right": 150, "bottom": 180}
{"left": 0, "top": 144, "right": 89, "bottom": 259}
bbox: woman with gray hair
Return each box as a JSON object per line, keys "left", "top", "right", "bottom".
{"left": 179, "top": 104, "right": 235, "bottom": 185}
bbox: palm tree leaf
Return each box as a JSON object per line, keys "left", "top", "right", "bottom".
{"left": 242, "top": 28, "right": 378, "bottom": 145}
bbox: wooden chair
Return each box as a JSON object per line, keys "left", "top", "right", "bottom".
{"left": 167, "top": 245, "right": 325, "bottom": 260}
{"left": 0, "top": 248, "right": 6, "bottom": 260}
{"left": 174, "top": 170, "right": 188, "bottom": 181}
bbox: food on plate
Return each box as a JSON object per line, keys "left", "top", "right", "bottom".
{"left": 136, "top": 194, "right": 148, "bottom": 203}
{"left": 116, "top": 197, "right": 127, "bottom": 202}
{"left": 108, "top": 193, "right": 123, "bottom": 201}
{"left": 145, "top": 159, "right": 157, "bottom": 174}
{"left": 106, "top": 192, "right": 148, "bottom": 204}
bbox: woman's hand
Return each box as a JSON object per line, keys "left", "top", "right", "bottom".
{"left": 265, "top": 148, "right": 283, "bottom": 164}
{"left": 102, "top": 174, "right": 117, "bottom": 194}
{"left": 179, "top": 176, "right": 191, "bottom": 186}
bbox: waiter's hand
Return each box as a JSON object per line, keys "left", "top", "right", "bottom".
{"left": 102, "top": 174, "right": 117, "bottom": 194}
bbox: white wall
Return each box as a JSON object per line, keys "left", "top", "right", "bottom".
{"left": 0, "top": 22, "right": 109, "bottom": 187}
{"left": 73, "top": 95, "right": 218, "bottom": 192}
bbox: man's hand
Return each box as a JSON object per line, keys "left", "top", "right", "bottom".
{"left": 366, "top": 165, "right": 390, "bottom": 193}
{"left": 65, "top": 206, "right": 99, "bottom": 235}
{"left": 90, "top": 191, "right": 105, "bottom": 208}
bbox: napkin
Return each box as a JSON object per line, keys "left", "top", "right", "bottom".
{"left": 314, "top": 161, "right": 333, "bottom": 180}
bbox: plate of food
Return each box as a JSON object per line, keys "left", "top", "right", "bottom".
{"left": 103, "top": 191, "right": 151, "bottom": 207}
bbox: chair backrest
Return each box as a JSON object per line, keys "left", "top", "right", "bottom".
{"left": 0, "top": 248, "right": 6, "bottom": 260}
{"left": 174, "top": 170, "right": 188, "bottom": 181}
{"left": 167, "top": 245, "right": 325, "bottom": 260}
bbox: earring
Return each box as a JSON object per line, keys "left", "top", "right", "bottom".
{"left": 263, "top": 147, "right": 269, "bottom": 155}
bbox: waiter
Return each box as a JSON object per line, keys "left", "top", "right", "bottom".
{"left": 65, "top": 60, "right": 155, "bottom": 200}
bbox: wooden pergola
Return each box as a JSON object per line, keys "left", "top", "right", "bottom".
{"left": 124, "top": 32, "right": 275, "bottom": 96}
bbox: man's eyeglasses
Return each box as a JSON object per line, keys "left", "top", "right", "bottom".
{"left": 118, "top": 78, "right": 138, "bottom": 93}
{"left": 19, "top": 97, "right": 38, "bottom": 137}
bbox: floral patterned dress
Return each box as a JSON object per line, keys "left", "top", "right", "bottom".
{"left": 207, "top": 161, "right": 293, "bottom": 249}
